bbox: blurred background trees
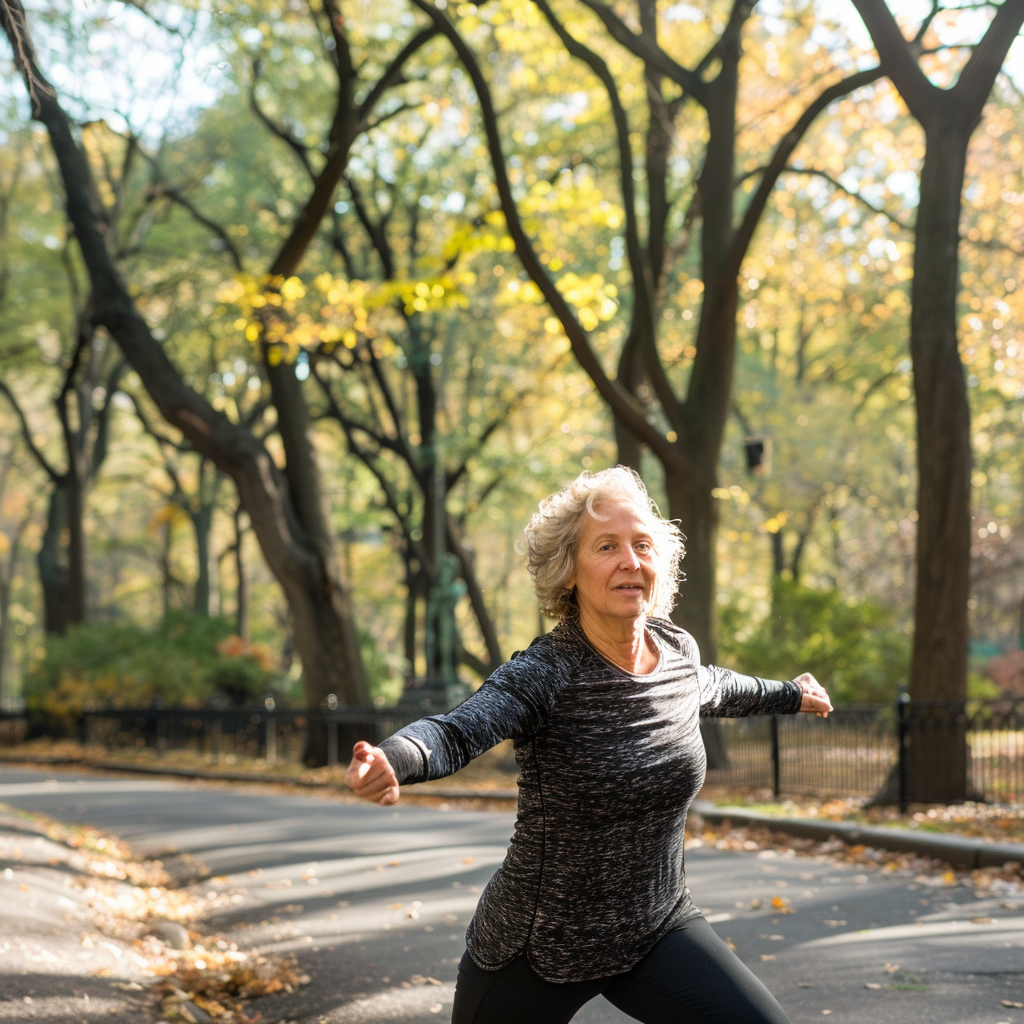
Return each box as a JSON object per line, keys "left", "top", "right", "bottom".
{"left": 1, "top": 0, "right": 1023, "bottom": 790}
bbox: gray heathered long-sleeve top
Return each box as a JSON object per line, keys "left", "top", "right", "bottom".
{"left": 379, "top": 616, "right": 802, "bottom": 983}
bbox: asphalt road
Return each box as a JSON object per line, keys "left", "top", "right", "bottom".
{"left": 1, "top": 766, "right": 1023, "bottom": 1024}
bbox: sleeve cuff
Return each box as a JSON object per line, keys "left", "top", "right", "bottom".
{"left": 781, "top": 679, "right": 804, "bottom": 714}
{"left": 379, "top": 734, "right": 431, "bottom": 784}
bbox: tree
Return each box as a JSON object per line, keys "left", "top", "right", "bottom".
{"left": 852, "top": 0, "right": 1024, "bottom": 802}
{"left": 0, "top": 438, "right": 34, "bottom": 707}
{"left": 1, "top": 0, "right": 441, "bottom": 759}
{"left": 307, "top": 137, "right": 555, "bottom": 692}
{"left": 0, "top": 120, "right": 128, "bottom": 634}
{"left": 414, "top": 0, "right": 884, "bottom": 663}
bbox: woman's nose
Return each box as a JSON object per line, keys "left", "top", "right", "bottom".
{"left": 620, "top": 547, "right": 640, "bottom": 569}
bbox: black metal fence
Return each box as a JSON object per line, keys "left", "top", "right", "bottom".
{"left": 74, "top": 696, "right": 1024, "bottom": 807}
{"left": 703, "top": 703, "right": 900, "bottom": 799}
{"left": 703, "top": 697, "right": 1024, "bottom": 809}
{"left": 0, "top": 711, "right": 28, "bottom": 745}
{"left": 79, "top": 702, "right": 424, "bottom": 770}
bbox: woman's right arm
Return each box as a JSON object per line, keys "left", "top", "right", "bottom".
{"left": 343, "top": 639, "right": 566, "bottom": 805}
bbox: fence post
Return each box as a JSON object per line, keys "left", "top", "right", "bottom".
{"left": 325, "top": 694, "right": 339, "bottom": 767}
{"left": 156, "top": 713, "right": 168, "bottom": 756}
{"left": 264, "top": 696, "right": 277, "bottom": 768}
{"left": 327, "top": 719, "right": 338, "bottom": 767}
{"left": 770, "top": 715, "right": 781, "bottom": 799}
{"left": 209, "top": 717, "right": 222, "bottom": 765}
{"left": 897, "top": 692, "right": 910, "bottom": 813}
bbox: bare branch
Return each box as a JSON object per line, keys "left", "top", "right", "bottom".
{"left": 728, "top": 65, "right": 886, "bottom": 283}
{"left": 0, "top": 0, "right": 55, "bottom": 114}
{"left": 146, "top": 182, "right": 245, "bottom": 271}
{"left": 572, "top": 0, "right": 707, "bottom": 103}
{"left": 356, "top": 25, "right": 438, "bottom": 126}
{"left": 408, "top": 0, "right": 664, "bottom": 455}
{"left": 778, "top": 165, "right": 912, "bottom": 231}
{"left": 249, "top": 57, "right": 315, "bottom": 178}
{"left": 0, "top": 380, "right": 62, "bottom": 481}
{"left": 531, "top": 0, "right": 659, "bottom": 386}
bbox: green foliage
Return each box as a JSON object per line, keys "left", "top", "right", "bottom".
{"left": 25, "top": 612, "right": 284, "bottom": 733}
{"left": 359, "top": 626, "right": 404, "bottom": 706}
{"left": 967, "top": 671, "right": 1001, "bottom": 701}
{"left": 718, "top": 576, "right": 910, "bottom": 705}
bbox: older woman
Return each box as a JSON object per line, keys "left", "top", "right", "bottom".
{"left": 346, "top": 467, "right": 832, "bottom": 1024}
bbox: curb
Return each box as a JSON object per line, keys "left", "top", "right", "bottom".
{"left": 689, "top": 799, "right": 1024, "bottom": 870}
{"left": 0, "top": 753, "right": 327, "bottom": 788}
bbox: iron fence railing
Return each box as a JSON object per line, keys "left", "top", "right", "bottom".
{"left": 0, "top": 711, "right": 28, "bottom": 745}
{"left": 79, "top": 702, "right": 425, "bottom": 769}
{"left": 703, "top": 704, "right": 900, "bottom": 799}
{"left": 704, "top": 697, "right": 1024, "bottom": 809}
{"left": 59, "top": 696, "right": 1024, "bottom": 807}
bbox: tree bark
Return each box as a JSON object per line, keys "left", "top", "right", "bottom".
{"left": 233, "top": 506, "right": 251, "bottom": 644}
{"left": 191, "top": 502, "right": 214, "bottom": 616}
{"left": 904, "top": 122, "right": 973, "bottom": 802}
{"left": 37, "top": 485, "right": 71, "bottom": 636}
{"left": 0, "top": 519, "right": 26, "bottom": 707}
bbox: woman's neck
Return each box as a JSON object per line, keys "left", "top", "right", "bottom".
{"left": 578, "top": 611, "right": 658, "bottom": 674}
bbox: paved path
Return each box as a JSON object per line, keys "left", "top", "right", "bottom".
{"left": 1, "top": 766, "right": 1023, "bottom": 1024}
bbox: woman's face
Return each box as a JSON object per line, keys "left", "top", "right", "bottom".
{"left": 569, "top": 500, "right": 658, "bottom": 629}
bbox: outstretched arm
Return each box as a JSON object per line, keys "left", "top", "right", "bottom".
{"left": 344, "top": 740, "right": 400, "bottom": 805}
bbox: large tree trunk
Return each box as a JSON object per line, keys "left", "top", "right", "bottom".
{"left": 904, "top": 122, "right": 973, "bottom": 803}
{"left": 851, "top": 0, "right": 1024, "bottom": 803}
{"left": 230, "top": 506, "right": 251, "bottom": 643}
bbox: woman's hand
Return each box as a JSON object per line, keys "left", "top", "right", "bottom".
{"left": 793, "top": 672, "right": 832, "bottom": 718}
{"left": 344, "top": 741, "right": 400, "bottom": 805}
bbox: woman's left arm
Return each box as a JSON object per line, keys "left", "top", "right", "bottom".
{"left": 699, "top": 664, "right": 832, "bottom": 718}
{"left": 663, "top": 622, "right": 832, "bottom": 717}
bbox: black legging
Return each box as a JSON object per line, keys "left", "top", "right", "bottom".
{"left": 452, "top": 916, "right": 792, "bottom": 1024}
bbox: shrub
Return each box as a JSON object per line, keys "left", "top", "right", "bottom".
{"left": 718, "top": 577, "right": 911, "bottom": 705}
{"left": 25, "top": 612, "right": 285, "bottom": 735}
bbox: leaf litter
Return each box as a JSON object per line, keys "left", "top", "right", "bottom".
{"left": 4, "top": 805, "right": 310, "bottom": 1023}
{"left": 687, "top": 790, "right": 1024, "bottom": 897}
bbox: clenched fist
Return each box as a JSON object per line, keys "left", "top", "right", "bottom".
{"left": 344, "top": 741, "right": 400, "bottom": 805}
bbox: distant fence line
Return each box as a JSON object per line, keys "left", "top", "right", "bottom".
{"left": 5, "top": 697, "right": 1022, "bottom": 808}
{"left": 703, "top": 697, "right": 1024, "bottom": 810}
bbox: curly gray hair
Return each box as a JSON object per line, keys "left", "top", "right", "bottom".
{"left": 522, "top": 466, "right": 685, "bottom": 621}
